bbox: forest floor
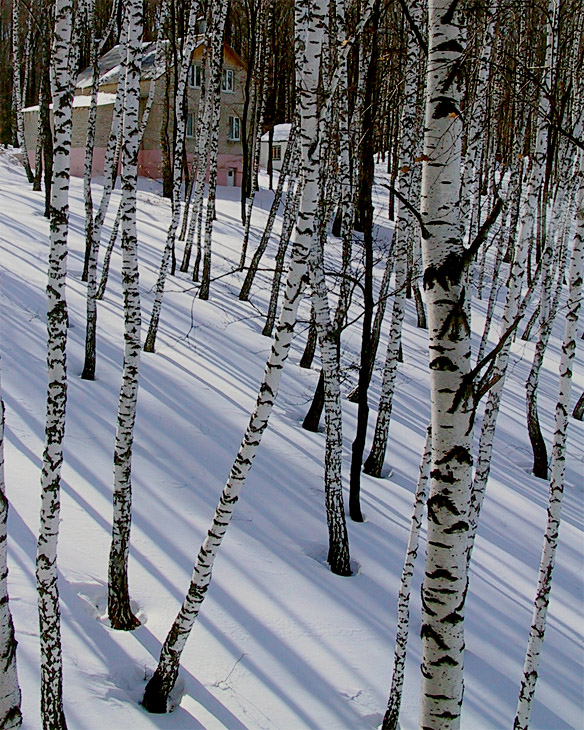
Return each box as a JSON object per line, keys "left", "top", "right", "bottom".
{"left": 0, "top": 147, "right": 582, "bottom": 729}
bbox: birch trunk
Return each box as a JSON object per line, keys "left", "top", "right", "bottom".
{"left": 383, "top": 426, "right": 432, "bottom": 730}
{"left": 81, "top": 20, "right": 126, "bottom": 375}
{"left": 240, "top": 2, "right": 271, "bottom": 271}
{"left": 0, "top": 375, "right": 21, "bottom": 729}
{"left": 107, "top": 0, "right": 143, "bottom": 632}
{"left": 419, "top": 2, "right": 472, "bottom": 726}
{"left": 239, "top": 119, "right": 298, "bottom": 298}
{"left": 348, "top": 0, "right": 379, "bottom": 522}
{"left": 363, "top": 0, "right": 423, "bottom": 478}
{"left": 181, "top": 1, "right": 228, "bottom": 276}
{"left": 514, "top": 151, "right": 583, "bottom": 730}
{"left": 12, "top": 0, "right": 34, "bottom": 183}
{"left": 36, "top": 0, "right": 77, "bottom": 726}
{"left": 144, "top": 0, "right": 202, "bottom": 353}
{"left": 262, "top": 160, "right": 302, "bottom": 337}
{"left": 199, "top": 0, "right": 230, "bottom": 300}
{"left": 142, "top": 0, "right": 350, "bottom": 712}
{"left": 468, "top": 0, "right": 553, "bottom": 557}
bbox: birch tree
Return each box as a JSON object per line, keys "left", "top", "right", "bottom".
{"left": 12, "top": 0, "right": 34, "bottom": 183}
{"left": 142, "top": 0, "right": 351, "bottom": 711}
{"left": 36, "top": 0, "right": 77, "bottom": 725}
{"left": 418, "top": 1, "right": 472, "bottom": 726}
{"left": 144, "top": 0, "right": 202, "bottom": 353}
{"left": 514, "top": 148, "right": 583, "bottom": 730}
{"left": 362, "top": 0, "right": 424, "bottom": 479}
{"left": 107, "top": 0, "right": 144, "bottom": 631}
{"left": 383, "top": 426, "right": 431, "bottom": 730}
{"left": 0, "top": 374, "right": 21, "bottom": 728}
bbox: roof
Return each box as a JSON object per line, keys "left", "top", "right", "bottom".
{"left": 23, "top": 92, "right": 117, "bottom": 113}
{"left": 76, "top": 40, "right": 177, "bottom": 89}
{"left": 75, "top": 36, "right": 246, "bottom": 91}
{"left": 261, "top": 123, "right": 292, "bottom": 143}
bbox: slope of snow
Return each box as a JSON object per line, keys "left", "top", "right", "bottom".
{"left": 0, "top": 148, "right": 582, "bottom": 729}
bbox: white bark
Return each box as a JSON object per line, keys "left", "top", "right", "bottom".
{"left": 0, "top": 375, "right": 21, "bottom": 729}
{"left": 468, "top": 0, "right": 553, "bottom": 553}
{"left": 12, "top": 0, "right": 33, "bottom": 183}
{"left": 107, "top": 0, "right": 143, "bottom": 632}
{"left": 240, "top": 1, "right": 271, "bottom": 269}
{"left": 142, "top": 0, "right": 350, "bottom": 712}
{"left": 363, "top": 0, "right": 423, "bottom": 477}
{"left": 514, "top": 150, "right": 583, "bottom": 730}
{"left": 419, "top": 1, "right": 471, "bottom": 727}
{"left": 262, "top": 153, "right": 302, "bottom": 338}
{"left": 383, "top": 426, "right": 431, "bottom": 730}
{"left": 36, "top": 0, "right": 77, "bottom": 727}
{"left": 144, "top": 0, "right": 202, "bottom": 352}
{"left": 181, "top": 0, "right": 229, "bottom": 276}
{"left": 240, "top": 118, "right": 299, "bottom": 300}
{"left": 199, "top": 0, "right": 230, "bottom": 299}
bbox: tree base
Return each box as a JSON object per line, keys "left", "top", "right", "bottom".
{"left": 142, "top": 671, "right": 169, "bottom": 714}
{"left": 108, "top": 593, "right": 141, "bottom": 631}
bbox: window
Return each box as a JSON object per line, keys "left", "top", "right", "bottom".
{"left": 222, "top": 68, "right": 234, "bottom": 92}
{"left": 188, "top": 64, "right": 202, "bottom": 89}
{"left": 271, "top": 144, "right": 282, "bottom": 161}
{"left": 186, "top": 112, "right": 195, "bottom": 138}
{"left": 228, "top": 115, "right": 241, "bottom": 141}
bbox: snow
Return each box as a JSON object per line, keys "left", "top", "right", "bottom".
{"left": 261, "top": 124, "right": 292, "bottom": 143}
{"left": 0, "top": 147, "right": 582, "bottom": 729}
{"left": 22, "top": 93, "right": 117, "bottom": 113}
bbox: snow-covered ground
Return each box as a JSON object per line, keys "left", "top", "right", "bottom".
{"left": 0, "top": 148, "right": 582, "bottom": 729}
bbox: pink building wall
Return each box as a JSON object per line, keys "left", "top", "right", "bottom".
{"left": 31, "top": 148, "right": 244, "bottom": 187}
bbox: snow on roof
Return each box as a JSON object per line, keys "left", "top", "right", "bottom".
{"left": 261, "top": 123, "right": 292, "bottom": 143}
{"left": 75, "top": 37, "right": 207, "bottom": 89}
{"left": 22, "top": 92, "right": 117, "bottom": 113}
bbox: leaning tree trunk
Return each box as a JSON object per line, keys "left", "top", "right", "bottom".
{"left": 81, "top": 15, "right": 127, "bottom": 375}
{"left": 262, "top": 159, "right": 302, "bottom": 337}
{"left": 199, "top": 0, "right": 231, "bottom": 300}
{"left": 239, "top": 119, "right": 298, "bottom": 297}
{"left": 382, "top": 426, "right": 432, "bottom": 730}
{"left": 239, "top": 3, "right": 272, "bottom": 270}
{"left": 12, "top": 0, "right": 34, "bottom": 183}
{"left": 0, "top": 375, "right": 22, "bottom": 728}
{"left": 418, "top": 2, "right": 473, "bottom": 728}
{"left": 107, "top": 0, "right": 143, "bottom": 632}
{"left": 142, "top": 0, "right": 351, "bottom": 713}
{"left": 514, "top": 150, "right": 583, "bottom": 730}
{"left": 36, "top": 0, "right": 77, "bottom": 727}
{"left": 362, "top": 0, "right": 423, "bottom": 478}
{"left": 143, "top": 0, "right": 201, "bottom": 353}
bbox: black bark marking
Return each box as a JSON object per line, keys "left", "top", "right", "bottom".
{"left": 427, "top": 492, "right": 460, "bottom": 521}
{"left": 427, "top": 568, "right": 456, "bottom": 581}
{"left": 444, "top": 520, "right": 469, "bottom": 534}
{"left": 423, "top": 251, "right": 464, "bottom": 290}
{"left": 434, "top": 39, "right": 464, "bottom": 54}
{"left": 433, "top": 97, "right": 459, "bottom": 119}
{"left": 421, "top": 623, "right": 448, "bottom": 650}
{"left": 429, "top": 356, "right": 457, "bottom": 371}
{"left": 436, "top": 446, "right": 472, "bottom": 466}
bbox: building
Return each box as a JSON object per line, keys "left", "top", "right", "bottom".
{"left": 260, "top": 123, "right": 292, "bottom": 172}
{"left": 22, "top": 38, "right": 247, "bottom": 187}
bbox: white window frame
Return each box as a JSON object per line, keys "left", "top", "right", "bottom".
{"left": 188, "top": 63, "right": 202, "bottom": 89}
{"left": 222, "top": 68, "right": 234, "bottom": 93}
{"left": 186, "top": 111, "right": 195, "bottom": 138}
{"left": 271, "top": 144, "right": 282, "bottom": 161}
{"left": 228, "top": 115, "right": 241, "bottom": 142}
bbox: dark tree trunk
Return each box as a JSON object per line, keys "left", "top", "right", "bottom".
{"left": 299, "top": 311, "right": 318, "bottom": 369}
{"left": 349, "top": 1, "right": 380, "bottom": 523}
{"left": 573, "top": 392, "right": 584, "bottom": 420}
